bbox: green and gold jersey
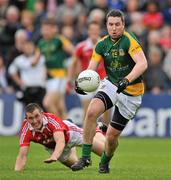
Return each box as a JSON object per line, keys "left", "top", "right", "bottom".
{"left": 92, "top": 31, "right": 144, "bottom": 96}
{"left": 38, "top": 35, "right": 71, "bottom": 78}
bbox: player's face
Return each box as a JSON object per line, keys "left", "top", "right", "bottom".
{"left": 88, "top": 24, "right": 101, "bottom": 42}
{"left": 41, "top": 24, "right": 54, "bottom": 40}
{"left": 23, "top": 42, "right": 35, "bottom": 56}
{"left": 26, "top": 109, "right": 43, "bottom": 130}
{"left": 106, "top": 16, "right": 125, "bottom": 40}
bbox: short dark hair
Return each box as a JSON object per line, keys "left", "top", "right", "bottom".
{"left": 106, "top": 9, "right": 125, "bottom": 23}
{"left": 25, "top": 103, "right": 42, "bottom": 113}
{"left": 41, "top": 17, "right": 57, "bottom": 26}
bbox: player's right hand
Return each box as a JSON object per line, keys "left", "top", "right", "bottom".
{"left": 74, "top": 80, "right": 87, "bottom": 95}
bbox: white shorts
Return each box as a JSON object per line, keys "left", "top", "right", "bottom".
{"left": 46, "top": 78, "right": 67, "bottom": 93}
{"left": 98, "top": 79, "right": 142, "bottom": 120}
{"left": 78, "top": 81, "right": 102, "bottom": 101}
{"left": 46, "top": 120, "right": 83, "bottom": 162}
{"left": 78, "top": 92, "right": 95, "bottom": 101}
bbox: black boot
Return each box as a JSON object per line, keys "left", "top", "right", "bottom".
{"left": 71, "top": 157, "right": 92, "bottom": 171}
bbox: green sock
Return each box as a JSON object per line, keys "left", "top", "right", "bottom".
{"left": 82, "top": 144, "right": 92, "bottom": 158}
{"left": 100, "top": 152, "right": 113, "bottom": 164}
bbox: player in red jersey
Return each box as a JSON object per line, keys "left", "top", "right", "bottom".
{"left": 67, "top": 21, "right": 109, "bottom": 125}
{"left": 14, "top": 103, "right": 105, "bottom": 171}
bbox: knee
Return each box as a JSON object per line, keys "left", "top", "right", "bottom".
{"left": 86, "top": 108, "right": 99, "bottom": 121}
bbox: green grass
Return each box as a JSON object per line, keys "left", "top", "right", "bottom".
{"left": 0, "top": 136, "right": 171, "bottom": 180}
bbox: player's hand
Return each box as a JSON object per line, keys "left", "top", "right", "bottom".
{"left": 44, "top": 158, "right": 57, "bottom": 164}
{"left": 117, "top": 78, "right": 129, "bottom": 93}
{"left": 74, "top": 79, "right": 87, "bottom": 95}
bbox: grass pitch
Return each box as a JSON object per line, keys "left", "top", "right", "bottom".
{"left": 0, "top": 136, "right": 171, "bottom": 180}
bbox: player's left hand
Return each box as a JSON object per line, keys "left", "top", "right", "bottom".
{"left": 44, "top": 158, "right": 57, "bottom": 164}
{"left": 117, "top": 78, "right": 129, "bottom": 93}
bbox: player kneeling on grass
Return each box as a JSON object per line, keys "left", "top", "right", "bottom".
{"left": 14, "top": 103, "right": 106, "bottom": 171}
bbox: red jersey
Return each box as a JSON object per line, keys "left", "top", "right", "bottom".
{"left": 19, "top": 113, "right": 69, "bottom": 149}
{"left": 143, "top": 13, "right": 163, "bottom": 29}
{"left": 75, "top": 38, "right": 106, "bottom": 79}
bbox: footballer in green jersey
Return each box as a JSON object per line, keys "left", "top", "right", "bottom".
{"left": 72, "top": 9, "right": 148, "bottom": 173}
{"left": 38, "top": 18, "right": 74, "bottom": 79}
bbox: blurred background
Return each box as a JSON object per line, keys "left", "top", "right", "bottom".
{"left": 0, "top": 0, "right": 171, "bottom": 137}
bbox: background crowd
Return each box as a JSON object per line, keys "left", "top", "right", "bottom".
{"left": 0, "top": 0, "right": 171, "bottom": 117}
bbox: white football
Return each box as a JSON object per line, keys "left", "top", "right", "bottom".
{"left": 77, "top": 70, "right": 100, "bottom": 92}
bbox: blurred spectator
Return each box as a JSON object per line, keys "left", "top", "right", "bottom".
{"left": 33, "top": 0, "right": 47, "bottom": 37}
{"left": 56, "top": 0, "right": 86, "bottom": 26}
{"left": 128, "top": 12, "right": 147, "bottom": 48}
{"left": 144, "top": 46, "right": 170, "bottom": 94}
{"left": 26, "top": 0, "right": 36, "bottom": 11}
{"left": 9, "top": 0, "right": 26, "bottom": 11}
{"left": 162, "top": 0, "right": 171, "bottom": 25}
{"left": 47, "top": 0, "right": 57, "bottom": 16}
{"left": 143, "top": 0, "right": 164, "bottom": 30}
{"left": 0, "top": 54, "right": 12, "bottom": 93}
{"left": 0, "top": 5, "right": 20, "bottom": 56}
{"left": 87, "top": 8, "right": 106, "bottom": 36}
{"left": 0, "top": 0, "right": 9, "bottom": 32}
{"left": 144, "top": 30, "right": 161, "bottom": 56}
{"left": 108, "top": 0, "right": 125, "bottom": 11}
{"left": 8, "top": 40, "right": 46, "bottom": 108}
{"left": 38, "top": 17, "right": 74, "bottom": 118}
{"left": 159, "top": 25, "right": 171, "bottom": 53}
{"left": 124, "top": 0, "right": 140, "bottom": 27}
{"left": 89, "top": 0, "right": 109, "bottom": 14}
{"left": 6, "top": 29, "right": 28, "bottom": 90}
{"left": 6, "top": 29, "right": 28, "bottom": 67}
{"left": 20, "top": 10, "right": 40, "bottom": 42}
{"left": 163, "top": 50, "right": 171, "bottom": 85}
{"left": 74, "top": 13, "right": 87, "bottom": 42}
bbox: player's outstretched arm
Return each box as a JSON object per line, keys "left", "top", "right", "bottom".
{"left": 44, "top": 131, "right": 65, "bottom": 163}
{"left": 87, "top": 59, "right": 99, "bottom": 71}
{"left": 14, "top": 146, "right": 29, "bottom": 171}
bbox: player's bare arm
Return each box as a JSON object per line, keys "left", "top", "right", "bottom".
{"left": 44, "top": 131, "right": 65, "bottom": 163}
{"left": 15, "top": 146, "right": 29, "bottom": 171}
{"left": 87, "top": 60, "right": 100, "bottom": 71}
{"left": 125, "top": 50, "right": 148, "bottom": 83}
{"left": 67, "top": 55, "right": 80, "bottom": 81}
{"left": 31, "top": 48, "right": 41, "bottom": 66}
{"left": 63, "top": 43, "right": 75, "bottom": 56}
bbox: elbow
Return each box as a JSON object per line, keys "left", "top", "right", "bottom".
{"left": 142, "top": 60, "right": 148, "bottom": 72}
{"left": 144, "top": 61, "right": 148, "bottom": 71}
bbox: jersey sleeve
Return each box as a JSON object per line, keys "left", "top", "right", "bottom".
{"left": 127, "top": 33, "right": 143, "bottom": 56}
{"left": 91, "top": 42, "right": 103, "bottom": 63}
{"left": 19, "top": 121, "right": 32, "bottom": 147}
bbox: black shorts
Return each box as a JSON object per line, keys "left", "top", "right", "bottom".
{"left": 110, "top": 106, "right": 129, "bottom": 131}
{"left": 94, "top": 91, "right": 129, "bottom": 131}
